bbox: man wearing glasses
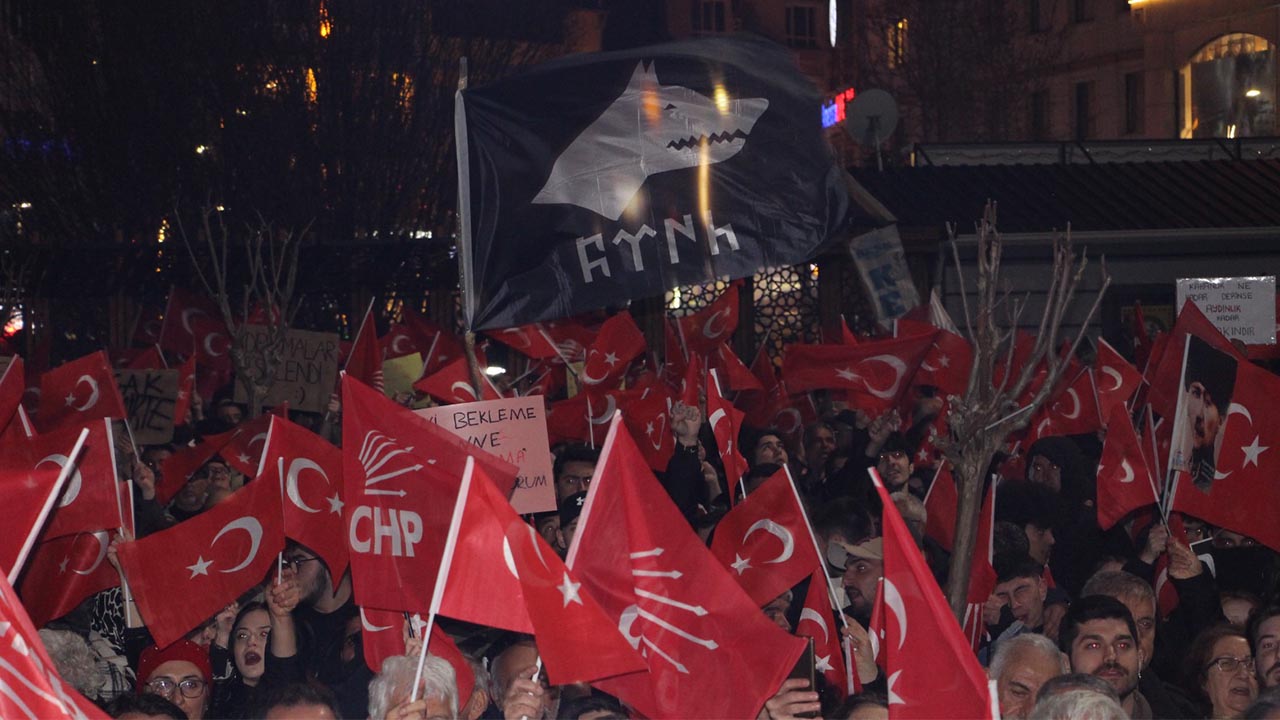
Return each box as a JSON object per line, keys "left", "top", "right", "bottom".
{"left": 137, "top": 640, "right": 212, "bottom": 720}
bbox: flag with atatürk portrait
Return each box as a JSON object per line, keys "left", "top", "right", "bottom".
{"left": 456, "top": 35, "right": 850, "bottom": 330}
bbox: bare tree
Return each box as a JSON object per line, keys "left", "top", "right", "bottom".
{"left": 176, "top": 207, "right": 304, "bottom": 419}
{"left": 938, "top": 203, "right": 1110, "bottom": 618}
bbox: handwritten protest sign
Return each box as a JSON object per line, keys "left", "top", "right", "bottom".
{"left": 1177, "top": 276, "right": 1277, "bottom": 345}
{"left": 415, "top": 396, "right": 555, "bottom": 514}
{"left": 233, "top": 326, "right": 340, "bottom": 413}
{"left": 115, "top": 368, "right": 179, "bottom": 444}
{"left": 850, "top": 225, "right": 920, "bottom": 322}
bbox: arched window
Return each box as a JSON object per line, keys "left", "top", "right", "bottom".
{"left": 1179, "top": 33, "right": 1275, "bottom": 139}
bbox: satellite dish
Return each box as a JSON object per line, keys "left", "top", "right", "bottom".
{"left": 846, "top": 89, "right": 899, "bottom": 171}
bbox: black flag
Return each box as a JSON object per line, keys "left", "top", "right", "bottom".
{"left": 457, "top": 35, "right": 851, "bottom": 330}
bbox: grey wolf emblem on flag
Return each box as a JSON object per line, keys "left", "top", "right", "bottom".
{"left": 532, "top": 61, "right": 768, "bottom": 221}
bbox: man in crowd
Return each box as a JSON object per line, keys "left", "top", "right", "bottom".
{"left": 987, "top": 558, "right": 1051, "bottom": 658}
{"left": 1059, "top": 595, "right": 1151, "bottom": 719}
{"left": 1249, "top": 606, "right": 1280, "bottom": 689}
{"left": 988, "top": 633, "right": 1067, "bottom": 719}
{"left": 554, "top": 445, "right": 598, "bottom": 502}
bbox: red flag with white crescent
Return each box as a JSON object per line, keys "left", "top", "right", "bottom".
{"left": 1094, "top": 338, "right": 1143, "bottom": 420}
{"left": 117, "top": 476, "right": 285, "bottom": 647}
{"left": 1096, "top": 405, "right": 1159, "bottom": 531}
{"left": 567, "top": 415, "right": 805, "bottom": 720}
{"left": 579, "top": 312, "right": 647, "bottom": 391}
{"left": 36, "top": 351, "right": 127, "bottom": 432}
{"left": 18, "top": 530, "right": 119, "bottom": 628}
{"left": 345, "top": 306, "right": 385, "bottom": 393}
{"left": 220, "top": 413, "right": 274, "bottom": 478}
{"left": 709, "top": 468, "right": 819, "bottom": 605}
{"left": 413, "top": 356, "right": 502, "bottom": 405}
{"left": 781, "top": 334, "right": 936, "bottom": 414}
{"left": 706, "top": 369, "right": 749, "bottom": 490}
{"left": 676, "top": 283, "right": 740, "bottom": 358}
{"left": 796, "top": 569, "right": 848, "bottom": 701}
{"left": 31, "top": 419, "right": 122, "bottom": 541}
{"left": 260, "top": 416, "right": 348, "bottom": 591}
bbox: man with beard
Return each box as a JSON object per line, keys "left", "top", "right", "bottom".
{"left": 279, "top": 541, "right": 365, "bottom": 718}
{"left": 1059, "top": 595, "right": 1151, "bottom": 719}
{"left": 1248, "top": 606, "right": 1280, "bottom": 689}
{"left": 831, "top": 536, "right": 882, "bottom": 624}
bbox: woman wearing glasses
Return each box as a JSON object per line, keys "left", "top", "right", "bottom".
{"left": 136, "top": 640, "right": 213, "bottom": 720}
{"left": 1187, "top": 624, "right": 1260, "bottom": 719}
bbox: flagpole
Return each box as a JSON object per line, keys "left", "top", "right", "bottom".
{"left": 9, "top": 428, "right": 89, "bottom": 585}
{"left": 537, "top": 326, "right": 593, "bottom": 447}
{"left": 565, "top": 414, "right": 618, "bottom": 570}
{"left": 108, "top": 420, "right": 139, "bottom": 626}
{"left": 781, "top": 466, "right": 849, "bottom": 631}
{"left": 413, "top": 456, "right": 474, "bottom": 702}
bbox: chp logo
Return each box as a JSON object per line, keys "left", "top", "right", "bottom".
{"left": 348, "top": 431, "right": 426, "bottom": 558}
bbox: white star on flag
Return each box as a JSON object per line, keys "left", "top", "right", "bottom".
{"left": 58, "top": 557, "right": 69, "bottom": 574}
{"left": 1242, "top": 436, "right": 1269, "bottom": 467}
{"left": 187, "top": 556, "right": 212, "bottom": 578}
{"left": 327, "top": 493, "right": 345, "bottom": 514}
{"left": 237, "top": 453, "right": 251, "bottom": 464}
{"left": 557, "top": 572, "right": 582, "bottom": 607}
{"left": 603, "top": 351, "right": 619, "bottom": 367}
{"left": 64, "top": 393, "right": 76, "bottom": 407}
{"left": 938, "top": 355, "right": 950, "bottom": 368}
{"left": 815, "top": 654, "right": 833, "bottom": 673}
{"left": 836, "top": 367, "right": 859, "bottom": 382}
{"left": 731, "top": 554, "right": 752, "bottom": 575}
{"left": 645, "top": 421, "right": 655, "bottom": 436}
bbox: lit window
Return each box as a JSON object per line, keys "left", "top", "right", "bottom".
{"left": 887, "top": 18, "right": 908, "bottom": 68}
{"left": 1179, "top": 33, "right": 1275, "bottom": 139}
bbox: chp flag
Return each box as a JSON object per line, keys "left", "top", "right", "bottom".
{"left": 456, "top": 35, "right": 850, "bottom": 330}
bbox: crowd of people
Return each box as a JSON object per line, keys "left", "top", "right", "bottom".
{"left": 19, "top": 340, "right": 1280, "bottom": 720}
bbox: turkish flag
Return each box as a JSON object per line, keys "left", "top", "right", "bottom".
{"left": 1148, "top": 301, "right": 1244, "bottom": 417}
{"left": 796, "top": 569, "right": 849, "bottom": 701}
{"left": 567, "top": 415, "right": 805, "bottom": 720}
{"left": 919, "top": 464, "right": 996, "bottom": 650}
{"left": 736, "top": 346, "right": 780, "bottom": 428}
{"left": 782, "top": 334, "right": 935, "bottom": 413}
{"left": 1095, "top": 338, "right": 1143, "bottom": 421}
{"left": 118, "top": 476, "right": 285, "bottom": 647}
{"left": 0, "top": 568, "right": 111, "bottom": 718}
{"left": 157, "top": 428, "right": 236, "bottom": 505}
{"left": 1131, "top": 301, "right": 1155, "bottom": 372}
{"left": 357, "top": 607, "right": 477, "bottom": 704}
{"left": 579, "top": 312, "right": 647, "bottom": 391}
{"left": 33, "top": 419, "right": 124, "bottom": 540}
{"left": 0, "top": 431, "right": 83, "bottom": 581}
{"left": 409, "top": 307, "right": 465, "bottom": 375}
{"left": 709, "top": 468, "right": 820, "bottom": 604}
{"left": 676, "top": 283, "right": 740, "bottom": 357}
{"left": 172, "top": 355, "right": 197, "bottom": 426}
{"left": 709, "top": 341, "right": 763, "bottom": 392}
{"left": 661, "top": 318, "right": 688, "bottom": 385}
{"left": 1171, "top": 358, "right": 1280, "bottom": 551}
{"left": 123, "top": 345, "right": 167, "bottom": 370}
{"left": 414, "top": 356, "right": 502, "bottom": 405}
{"left": 159, "top": 286, "right": 223, "bottom": 357}
{"left": 36, "top": 351, "right": 127, "bottom": 432}
{"left": 823, "top": 316, "right": 860, "bottom": 346}
{"left": 188, "top": 311, "right": 233, "bottom": 376}
{"left": 345, "top": 307, "right": 384, "bottom": 393}
{"left": 0, "top": 356, "right": 25, "bottom": 437}
{"left": 1139, "top": 405, "right": 1166, "bottom": 482}
{"left": 487, "top": 319, "right": 595, "bottom": 362}
{"left": 221, "top": 412, "right": 277, "bottom": 478}
{"left": 678, "top": 352, "right": 703, "bottom": 408}
{"left": 18, "top": 530, "right": 118, "bottom": 627}
{"left": 1028, "top": 368, "right": 1104, "bottom": 441}
{"left": 341, "top": 375, "right": 517, "bottom": 614}
{"left": 922, "top": 464, "right": 957, "bottom": 553}
{"left": 438, "top": 460, "right": 645, "bottom": 685}
{"left": 1096, "top": 405, "right": 1159, "bottom": 531}
{"left": 870, "top": 468, "right": 996, "bottom": 718}
{"left": 132, "top": 302, "right": 166, "bottom": 348}
{"left": 617, "top": 385, "right": 675, "bottom": 472}
{"left": 707, "top": 369, "right": 750, "bottom": 490}
{"left": 260, "top": 416, "right": 348, "bottom": 591}
{"left": 897, "top": 319, "right": 972, "bottom": 397}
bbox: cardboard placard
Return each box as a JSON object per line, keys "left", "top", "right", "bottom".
{"left": 233, "top": 326, "right": 340, "bottom": 413}
{"left": 114, "top": 368, "right": 179, "bottom": 444}
{"left": 382, "top": 352, "right": 424, "bottom": 400}
{"left": 1177, "top": 276, "right": 1277, "bottom": 345}
{"left": 415, "top": 396, "right": 555, "bottom": 514}
{"left": 850, "top": 224, "right": 920, "bottom": 322}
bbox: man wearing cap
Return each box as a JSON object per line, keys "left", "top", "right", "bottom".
{"left": 556, "top": 491, "right": 588, "bottom": 552}
{"left": 830, "top": 536, "right": 883, "bottom": 624}
{"left": 136, "top": 640, "right": 212, "bottom": 720}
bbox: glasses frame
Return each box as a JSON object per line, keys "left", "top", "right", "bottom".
{"left": 146, "top": 677, "right": 207, "bottom": 699}
{"left": 1205, "top": 655, "right": 1256, "bottom": 674}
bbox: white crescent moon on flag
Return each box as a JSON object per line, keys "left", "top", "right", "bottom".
{"left": 800, "top": 607, "right": 830, "bottom": 642}
{"left": 884, "top": 578, "right": 908, "bottom": 651}
{"left": 1059, "top": 389, "right": 1082, "bottom": 420}
{"left": 361, "top": 608, "right": 393, "bottom": 632}
{"left": 73, "top": 531, "right": 111, "bottom": 575}
{"left": 286, "top": 458, "right": 328, "bottom": 514}
{"left": 524, "top": 525, "right": 551, "bottom": 571}
{"left": 450, "top": 381, "right": 479, "bottom": 401}
{"left": 210, "top": 517, "right": 264, "bottom": 574}
{"left": 708, "top": 408, "right": 727, "bottom": 433}
{"left": 248, "top": 432, "right": 269, "bottom": 453}
{"left": 37, "top": 454, "right": 83, "bottom": 507}
{"left": 502, "top": 537, "right": 520, "bottom": 580}
{"left": 919, "top": 344, "right": 942, "bottom": 373}
{"left": 1119, "top": 459, "right": 1135, "bottom": 484}
{"left": 703, "top": 308, "right": 732, "bottom": 340}
{"left": 1215, "top": 403, "right": 1255, "bottom": 480}
{"left": 743, "top": 519, "right": 795, "bottom": 564}
{"left": 579, "top": 351, "right": 609, "bottom": 386}
{"left": 774, "top": 408, "right": 802, "bottom": 434}
{"left": 647, "top": 415, "right": 668, "bottom": 451}
{"left": 181, "top": 308, "right": 207, "bottom": 335}
{"left": 589, "top": 395, "right": 617, "bottom": 425}
{"left": 391, "top": 335, "right": 412, "bottom": 356}
{"left": 203, "top": 333, "right": 227, "bottom": 357}
{"left": 1101, "top": 366, "right": 1124, "bottom": 392}
{"left": 71, "top": 375, "right": 100, "bottom": 412}
{"left": 857, "top": 355, "right": 908, "bottom": 400}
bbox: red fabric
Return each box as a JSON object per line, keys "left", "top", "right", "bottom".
{"left": 0, "top": 356, "right": 24, "bottom": 438}
{"left": 1095, "top": 338, "right": 1143, "bottom": 421}
{"left": 1170, "top": 358, "right": 1280, "bottom": 551}
{"left": 871, "top": 469, "right": 995, "bottom": 719}
{"left": 341, "top": 376, "right": 517, "bottom": 614}
{"left": 897, "top": 319, "right": 972, "bottom": 397}
{"left": 781, "top": 334, "right": 936, "bottom": 414}
{"left": 922, "top": 464, "right": 957, "bottom": 553}
{"left": 963, "top": 484, "right": 998, "bottom": 652}
{"left": 413, "top": 356, "right": 502, "bottom": 405}
{"left": 18, "top": 530, "right": 118, "bottom": 627}
{"left": 359, "top": 607, "right": 407, "bottom": 673}
{"left": 706, "top": 369, "right": 749, "bottom": 490}
{"left": 172, "top": 355, "right": 197, "bottom": 427}
{"left": 487, "top": 319, "right": 595, "bottom": 362}
{"left": 346, "top": 307, "right": 385, "bottom": 393}
{"left": 1147, "top": 301, "right": 1244, "bottom": 417}
{"left": 676, "top": 283, "right": 740, "bottom": 357}
{"left": 1027, "top": 369, "right": 1104, "bottom": 441}
{"left": 36, "top": 351, "right": 127, "bottom": 432}
{"left": 33, "top": 420, "right": 122, "bottom": 540}
{"left": 736, "top": 347, "right": 780, "bottom": 428}
{"left": 438, "top": 461, "right": 645, "bottom": 685}
{"left": 118, "top": 477, "right": 285, "bottom": 647}
{"left": 0, "top": 568, "right": 110, "bottom": 718}
{"left": 679, "top": 352, "right": 703, "bottom": 408}
{"left": 1096, "top": 405, "right": 1159, "bottom": 531}
{"left": 137, "top": 641, "right": 212, "bottom": 689}
{"left": 618, "top": 385, "right": 675, "bottom": 472}
{"left": 796, "top": 569, "right": 849, "bottom": 701}
{"left": 661, "top": 318, "right": 688, "bottom": 386}
{"left": 709, "top": 469, "right": 819, "bottom": 605}
{"left": 403, "top": 307, "right": 464, "bottom": 375}
{"left": 124, "top": 346, "right": 167, "bottom": 370}
{"left": 158, "top": 287, "right": 222, "bottom": 356}
{"left": 261, "top": 416, "right": 348, "bottom": 591}
{"left": 221, "top": 413, "right": 275, "bottom": 478}
{"left": 566, "top": 417, "right": 805, "bottom": 720}
{"left": 157, "top": 429, "right": 236, "bottom": 505}
{"left": 1131, "top": 301, "right": 1154, "bottom": 372}
{"left": 580, "top": 312, "right": 646, "bottom": 391}
{"left": 709, "top": 341, "right": 763, "bottom": 392}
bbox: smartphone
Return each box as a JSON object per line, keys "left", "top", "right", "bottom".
{"left": 788, "top": 636, "right": 817, "bottom": 719}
